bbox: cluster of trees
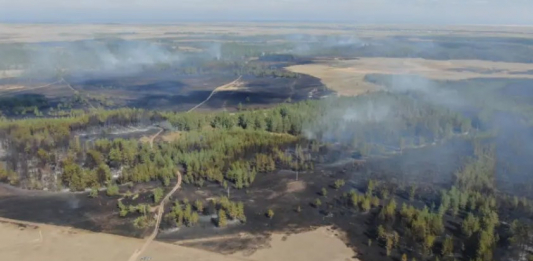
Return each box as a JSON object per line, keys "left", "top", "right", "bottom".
{"left": 116, "top": 197, "right": 153, "bottom": 229}
{"left": 232, "top": 63, "right": 299, "bottom": 78}
{"left": 173, "top": 58, "right": 299, "bottom": 78}
{"left": 364, "top": 140, "right": 523, "bottom": 261}
{"left": 348, "top": 189, "right": 380, "bottom": 212}
{"left": 165, "top": 199, "right": 201, "bottom": 227}
{"left": 162, "top": 196, "right": 246, "bottom": 229}
{"left": 214, "top": 196, "right": 246, "bottom": 227}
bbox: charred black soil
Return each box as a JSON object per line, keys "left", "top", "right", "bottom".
{"left": 0, "top": 137, "right": 474, "bottom": 259}
{"left": 0, "top": 60, "right": 328, "bottom": 114}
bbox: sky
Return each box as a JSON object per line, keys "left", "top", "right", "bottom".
{"left": 0, "top": 0, "right": 532, "bottom": 25}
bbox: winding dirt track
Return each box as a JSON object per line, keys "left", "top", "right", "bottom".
{"left": 127, "top": 128, "right": 182, "bottom": 261}
{"left": 148, "top": 127, "right": 164, "bottom": 148}
{"left": 187, "top": 76, "right": 242, "bottom": 113}
{"left": 60, "top": 77, "right": 96, "bottom": 109}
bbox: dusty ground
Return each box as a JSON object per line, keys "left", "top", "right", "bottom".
{"left": 232, "top": 226, "right": 358, "bottom": 261}
{"left": 0, "top": 217, "right": 357, "bottom": 261}
{"left": 287, "top": 58, "right": 533, "bottom": 96}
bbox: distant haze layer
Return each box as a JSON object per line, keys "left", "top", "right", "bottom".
{"left": 0, "top": 0, "right": 532, "bottom": 25}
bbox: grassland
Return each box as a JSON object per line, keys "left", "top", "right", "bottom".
{"left": 287, "top": 57, "right": 533, "bottom": 96}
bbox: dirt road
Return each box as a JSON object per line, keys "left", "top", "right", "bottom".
{"left": 61, "top": 77, "right": 96, "bottom": 109}
{"left": 149, "top": 127, "right": 164, "bottom": 148}
{"left": 188, "top": 76, "right": 242, "bottom": 113}
{"left": 128, "top": 126, "right": 181, "bottom": 261}
{"left": 127, "top": 169, "right": 182, "bottom": 261}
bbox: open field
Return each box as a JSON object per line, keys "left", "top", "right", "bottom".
{"left": 0, "top": 217, "right": 356, "bottom": 261}
{"left": 287, "top": 57, "right": 533, "bottom": 96}
{"left": 0, "top": 217, "right": 248, "bottom": 261}
{"left": 232, "top": 226, "right": 358, "bottom": 261}
{"left": 3, "top": 23, "right": 533, "bottom": 43}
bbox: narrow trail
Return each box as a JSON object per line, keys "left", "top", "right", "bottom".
{"left": 173, "top": 233, "right": 253, "bottom": 245}
{"left": 127, "top": 128, "right": 182, "bottom": 261}
{"left": 60, "top": 77, "right": 96, "bottom": 109}
{"left": 5, "top": 80, "right": 62, "bottom": 94}
{"left": 148, "top": 127, "right": 164, "bottom": 148}
{"left": 188, "top": 76, "right": 242, "bottom": 113}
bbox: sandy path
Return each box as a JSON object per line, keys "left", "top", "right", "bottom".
{"left": 148, "top": 127, "right": 164, "bottom": 148}
{"left": 188, "top": 76, "right": 242, "bottom": 113}
{"left": 1, "top": 80, "right": 62, "bottom": 94}
{"left": 60, "top": 77, "right": 96, "bottom": 109}
{"left": 127, "top": 169, "right": 182, "bottom": 261}
{"left": 174, "top": 233, "right": 253, "bottom": 245}
{"left": 127, "top": 127, "right": 181, "bottom": 261}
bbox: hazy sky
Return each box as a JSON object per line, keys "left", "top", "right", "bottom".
{"left": 1, "top": 0, "right": 532, "bottom": 24}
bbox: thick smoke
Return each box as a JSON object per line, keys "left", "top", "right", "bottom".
{"left": 208, "top": 42, "right": 222, "bottom": 60}
{"left": 384, "top": 74, "right": 466, "bottom": 109}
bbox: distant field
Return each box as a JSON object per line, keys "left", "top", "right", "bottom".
{"left": 2, "top": 23, "right": 533, "bottom": 43}
{"left": 0, "top": 70, "right": 22, "bottom": 79}
{"left": 287, "top": 58, "right": 533, "bottom": 96}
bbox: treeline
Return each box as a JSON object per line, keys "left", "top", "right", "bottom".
{"left": 0, "top": 91, "right": 472, "bottom": 190}
{"left": 60, "top": 128, "right": 310, "bottom": 191}
{"left": 174, "top": 59, "right": 299, "bottom": 78}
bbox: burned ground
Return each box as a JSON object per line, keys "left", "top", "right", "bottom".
{"left": 0, "top": 135, "right": 476, "bottom": 261}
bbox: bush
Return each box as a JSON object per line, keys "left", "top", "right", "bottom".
{"left": 106, "top": 184, "right": 119, "bottom": 196}
{"left": 153, "top": 188, "right": 164, "bottom": 203}
{"left": 267, "top": 209, "right": 275, "bottom": 219}
{"left": 314, "top": 198, "right": 322, "bottom": 208}
{"left": 218, "top": 209, "right": 227, "bottom": 227}
{"left": 334, "top": 179, "right": 345, "bottom": 190}
{"left": 89, "top": 187, "right": 98, "bottom": 198}
{"left": 195, "top": 200, "right": 204, "bottom": 213}
{"left": 133, "top": 216, "right": 150, "bottom": 229}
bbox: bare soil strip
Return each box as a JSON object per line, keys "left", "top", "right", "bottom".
{"left": 127, "top": 127, "right": 180, "bottom": 261}
{"left": 60, "top": 77, "right": 96, "bottom": 109}
{"left": 188, "top": 76, "right": 242, "bottom": 112}
{"left": 174, "top": 233, "right": 254, "bottom": 245}
{"left": 0, "top": 80, "right": 62, "bottom": 94}
{"left": 148, "top": 127, "right": 164, "bottom": 148}
{"left": 127, "top": 170, "right": 182, "bottom": 261}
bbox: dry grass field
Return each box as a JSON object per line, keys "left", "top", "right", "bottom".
{"left": 232, "top": 226, "right": 358, "bottom": 261}
{"left": 0, "top": 217, "right": 357, "bottom": 261}
{"left": 287, "top": 58, "right": 533, "bottom": 96}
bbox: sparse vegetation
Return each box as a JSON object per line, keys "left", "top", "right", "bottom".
{"left": 266, "top": 209, "right": 275, "bottom": 219}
